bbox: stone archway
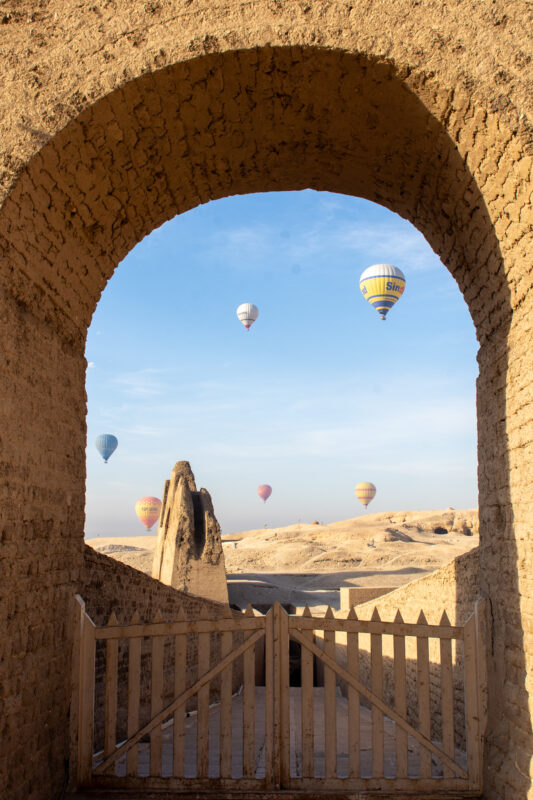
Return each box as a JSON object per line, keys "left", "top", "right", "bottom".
{"left": 0, "top": 7, "right": 531, "bottom": 800}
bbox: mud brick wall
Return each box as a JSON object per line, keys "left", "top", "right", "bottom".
{"left": 330, "top": 549, "right": 481, "bottom": 752}
{"left": 81, "top": 546, "right": 242, "bottom": 753}
{"left": 0, "top": 4, "right": 531, "bottom": 800}
{"left": 352, "top": 548, "right": 481, "bottom": 626}
{"left": 81, "top": 545, "right": 228, "bottom": 626}
{"left": 339, "top": 586, "right": 397, "bottom": 610}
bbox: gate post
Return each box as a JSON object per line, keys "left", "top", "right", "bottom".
{"left": 264, "top": 607, "right": 274, "bottom": 789}
{"left": 272, "top": 602, "right": 290, "bottom": 789}
{"left": 68, "top": 596, "right": 84, "bottom": 790}
{"left": 77, "top": 599, "right": 96, "bottom": 786}
{"left": 279, "top": 604, "right": 290, "bottom": 786}
{"left": 272, "top": 602, "right": 281, "bottom": 790}
{"left": 464, "top": 611, "right": 481, "bottom": 792}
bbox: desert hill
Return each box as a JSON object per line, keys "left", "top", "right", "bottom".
{"left": 86, "top": 508, "right": 478, "bottom": 610}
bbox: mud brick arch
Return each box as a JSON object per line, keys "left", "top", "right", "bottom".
{"left": 0, "top": 4, "right": 531, "bottom": 800}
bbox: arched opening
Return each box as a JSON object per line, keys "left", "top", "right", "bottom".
{"left": 0, "top": 45, "right": 526, "bottom": 800}
{"left": 84, "top": 189, "right": 479, "bottom": 538}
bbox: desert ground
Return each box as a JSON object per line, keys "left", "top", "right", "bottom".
{"left": 86, "top": 508, "right": 478, "bottom": 611}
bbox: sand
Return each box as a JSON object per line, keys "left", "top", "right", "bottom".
{"left": 86, "top": 508, "right": 478, "bottom": 610}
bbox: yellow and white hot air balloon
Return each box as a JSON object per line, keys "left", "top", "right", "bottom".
{"left": 355, "top": 482, "right": 376, "bottom": 509}
{"left": 359, "top": 264, "right": 406, "bottom": 320}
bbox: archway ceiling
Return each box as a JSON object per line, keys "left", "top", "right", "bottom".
{"left": 0, "top": 47, "right": 511, "bottom": 348}
{"left": 0, "top": 0, "right": 531, "bottom": 205}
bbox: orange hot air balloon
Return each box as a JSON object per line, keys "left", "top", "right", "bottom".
{"left": 355, "top": 482, "right": 376, "bottom": 509}
{"left": 135, "top": 496, "right": 162, "bottom": 531}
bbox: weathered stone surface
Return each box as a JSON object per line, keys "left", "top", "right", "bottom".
{"left": 152, "top": 461, "right": 228, "bottom": 605}
{"left": 0, "top": 4, "right": 530, "bottom": 800}
{"left": 339, "top": 586, "right": 397, "bottom": 609}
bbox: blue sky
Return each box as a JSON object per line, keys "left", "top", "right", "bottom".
{"left": 85, "top": 190, "right": 478, "bottom": 538}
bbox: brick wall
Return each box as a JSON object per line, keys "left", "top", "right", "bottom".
{"left": 81, "top": 544, "right": 228, "bottom": 625}
{"left": 329, "top": 549, "right": 482, "bottom": 752}
{"left": 351, "top": 548, "right": 481, "bottom": 626}
{"left": 80, "top": 546, "right": 242, "bottom": 762}
{"left": 0, "top": 5, "right": 530, "bottom": 799}
{"left": 339, "top": 586, "right": 397, "bottom": 610}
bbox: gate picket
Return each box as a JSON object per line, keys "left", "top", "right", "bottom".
{"left": 323, "top": 607, "right": 337, "bottom": 779}
{"left": 370, "top": 608, "right": 384, "bottom": 778}
{"left": 300, "top": 605, "right": 314, "bottom": 778}
{"left": 440, "top": 610, "right": 455, "bottom": 779}
{"left": 417, "top": 611, "right": 431, "bottom": 778}
{"left": 346, "top": 607, "right": 360, "bottom": 779}
{"left": 243, "top": 605, "right": 256, "bottom": 778}
{"left": 264, "top": 608, "right": 274, "bottom": 788}
{"left": 219, "top": 608, "right": 233, "bottom": 779}
{"left": 104, "top": 612, "right": 118, "bottom": 769}
{"left": 393, "top": 610, "right": 408, "bottom": 778}
{"left": 126, "top": 611, "right": 141, "bottom": 777}
{"left": 196, "top": 625, "right": 211, "bottom": 778}
{"left": 277, "top": 604, "right": 291, "bottom": 785}
{"left": 150, "top": 612, "right": 164, "bottom": 777}
{"left": 173, "top": 608, "right": 186, "bottom": 778}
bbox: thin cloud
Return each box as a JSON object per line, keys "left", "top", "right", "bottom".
{"left": 114, "top": 368, "right": 173, "bottom": 398}
{"left": 193, "top": 396, "right": 475, "bottom": 461}
{"left": 202, "top": 215, "right": 440, "bottom": 276}
{"left": 115, "top": 424, "right": 166, "bottom": 437}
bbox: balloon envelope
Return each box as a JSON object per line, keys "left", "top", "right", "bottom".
{"left": 355, "top": 482, "right": 376, "bottom": 508}
{"left": 135, "top": 497, "right": 162, "bottom": 531}
{"left": 95, "top": 434, "right": 118, "bottom": 463}
{"left": 257, "top": 484, "right": 272, "bottom": 503}
{"left": 359, "top": 264, "right": 405, "bottom": 320}
{"left": 236, "top": 303, "right": 259, "bottom": 330}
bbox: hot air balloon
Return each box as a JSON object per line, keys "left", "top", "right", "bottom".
{"left": 257, "top": 484, "right": 272, "bottom": 503}
{"left": 355, "top": 482, "right": 376, "bottom": 509}
{"left": 135, "top": 497, "right": 162, "bottom": 531}
{"left": 359, "top": 264, "right": 406, "bottom": 320}
{"left": 236, "top": 303, "right": 259, "bottom": 331}
{"left": 95, "top": 434, "right": 118, "bottom": 463}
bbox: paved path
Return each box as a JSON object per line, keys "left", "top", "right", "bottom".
{"left": 105, "top": 687, "right": 466, "bottom": 780}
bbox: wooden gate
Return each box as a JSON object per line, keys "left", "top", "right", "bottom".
{"left": 73, "top": 596, "right": 486, "bottom": 796}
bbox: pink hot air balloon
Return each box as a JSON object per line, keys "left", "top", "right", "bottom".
{"left": 135, "top": 496, "right": 162, "bottom": 531}
{"left": 257, "top": 484, "right": 272, "bottom": 503}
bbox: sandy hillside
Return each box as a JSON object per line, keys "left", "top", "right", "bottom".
{"left": 86, "top": 509, "right": 478, "bottom": 610}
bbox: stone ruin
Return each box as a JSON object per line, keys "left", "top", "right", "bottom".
{"left": 1, "top": 6, "right": 531, "bottom": 799}
{"left": 151, "top": 461, "right": 229, "bottom": 605}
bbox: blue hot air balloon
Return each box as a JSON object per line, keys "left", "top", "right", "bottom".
{"left": 95, "top": 434, "right": 118, "bottom": 463}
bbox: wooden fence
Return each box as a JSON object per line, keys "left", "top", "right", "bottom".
{"left": 73, "top": 595, "right": 486, "bottom": 796}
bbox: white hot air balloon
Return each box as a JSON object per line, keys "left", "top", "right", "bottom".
{"left": 236, "top": 303, "right": 259, "bottom": 331}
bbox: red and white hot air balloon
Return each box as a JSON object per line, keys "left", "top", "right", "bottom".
{"left": 257, "top": 484, "right": 272, "bottom": 503}
{"left": 236, "top": 303, "right": 259, "bottom": 331}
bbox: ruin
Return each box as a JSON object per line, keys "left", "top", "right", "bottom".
{"left": 151, "top": 461, "right": 229, "bottom": 605}
{"left": 0, "top": 3, "right": 531, "bottom": 799}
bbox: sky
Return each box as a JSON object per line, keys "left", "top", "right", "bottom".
{"left": 85, "top": 190, "right": 479, "bottom": 539}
